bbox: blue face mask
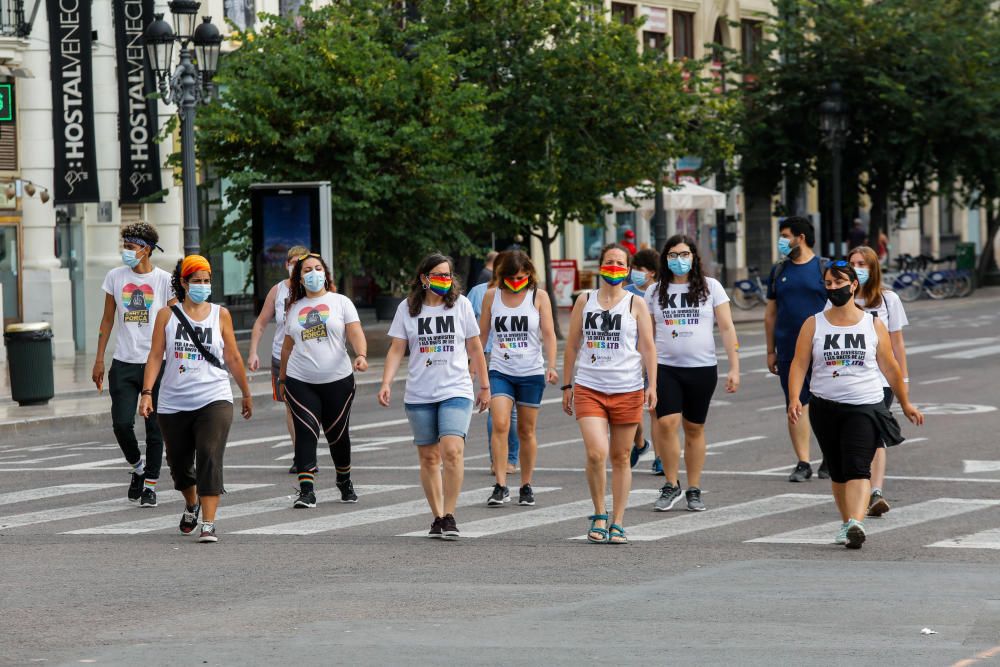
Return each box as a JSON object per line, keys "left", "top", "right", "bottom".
{"left": 303, "top": 270, "right": 326, "bottom": 293}
{"left": 777, "top": 237, "right": 792, "bottom": 257}
{"left": 668, "top": 257, "right": 692, "bottom": 276}
{"left": 630, "top": 269, "right": 648, "bottom": 287}
{"left": 122, "top": 249, "right": 141, "bottom": 269}
{"left": 855, "top": 267, "right": 870, "bottom": 286}
{"left": 187, "top": 284, "right": 212, "bottom": 304}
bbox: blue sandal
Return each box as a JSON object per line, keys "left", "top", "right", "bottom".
{"left": 587, "top": 514, "right": 609, "bottom": 543}
{"left": 608, "top": 524, "right": 628, "bottom": 545}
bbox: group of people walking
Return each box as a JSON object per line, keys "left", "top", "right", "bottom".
{"left": 94, "top": 217, "right": 923, "bottom": 547}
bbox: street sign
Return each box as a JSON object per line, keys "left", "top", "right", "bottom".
{"left": 0, "top": 84, "right": 12, "bottom": 122}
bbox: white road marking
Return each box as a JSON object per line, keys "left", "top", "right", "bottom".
{"left": 465, "top": 438, "right": 580, "bottom": 462}
{"left": 754, "top": 459, "right": 824, "bottom": 474}
{"left": 0, "top": 484, "right": 119, "bottom": 507}
{"left": 918, "top": 376, "right": 961, "bottom": 385}
{"left": 404, "top": 489, "right": 657, "bottom": 538}
{"left": 235, "top": 486, "right": 560, "bottom": 535}
{"left": 611, "top": 493, "right": 829, "bottom": 542}
{"left": 756, "top": 405, "right": 786, "bottom": 412}
{"left": 928, "top": 527, "right": 1000, "bottom": 550}
{"left": 0, "top": 484, "right": 270, "bottom": 530}
{"left": 904, "top": 338, "right": 997, "bottom": 355}
{"left": 2, "top": 453, "right": 81, "bottom": 465}
{"left": 935, "top": 344, "right": 1000, "bottom": 360}
{"left": 963, "top": 460, "right": 1000, "bottom": 474}
{"left": 66, "top": 485, "right": 413, "bottom": 535}
{"left": 707, "top": 436, "right": 767, "bottom": 450}
{"left": 747, "top": 498, "right": 1000, "bottom": 545}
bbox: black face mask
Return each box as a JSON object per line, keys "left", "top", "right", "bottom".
{"left": 827, "top": 285, "right": 854, "bottom": 307}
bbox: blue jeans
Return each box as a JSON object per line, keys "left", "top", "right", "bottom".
{"left": 404, "top": 397, "right": 474, "bottom": 446}
{"left": 487, "top": 409, "right": 519, "bottom": 464}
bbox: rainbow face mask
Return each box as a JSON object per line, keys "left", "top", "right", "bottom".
{"left": 504, "top": 277, "right": 529, "bottom": 292}
{"left": 599, "top": 264, "right": 628, "bottom": 286}
{"left": 428, "top": 276, "right": 452, "bottom": 296}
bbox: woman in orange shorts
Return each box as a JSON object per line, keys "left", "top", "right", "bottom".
{"left": 562, "top": 243, "right": 657, "bottom": 544}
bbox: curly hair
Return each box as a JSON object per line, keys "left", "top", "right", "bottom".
{"left": 170, "top": 260, "right": 188, "bottom": 302}
{"left": 657, "top": 235, "right": 708, "bottom": 310}
{"left": 632, "top": 248, "right": 659, "bottom": 274}
{"left": 407, "top": 252, "right": 461, "bottom": 317}
{"left": 286, "top": 254, "right": 334, "bottom": 313}
{"left": 120, "top": 221, "right": 159, "bottom": 249}
{"left": 494, "top": 249, "right": 538, "bottom": 292}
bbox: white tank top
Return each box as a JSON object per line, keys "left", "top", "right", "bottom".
{"left": 158, "top": 304, "right": 234, "bottom": 414}
{"left": 270, "top": 281, "right": 292, "bottom": 361}
{"left": 489, "top": 289, "right": 544, "bottom": 377}
{"left": 809, "top": 311, "right": 884, "bottom": 405}
{"left": 574, "top": 291, "right": 643, "bottom": 394}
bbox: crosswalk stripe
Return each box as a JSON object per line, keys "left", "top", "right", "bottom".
{"left": 605, "top": 493, "right": 829, "bottom": 542}
{"left": 904, "top": 338, "right": 997, "bottom": 355}
{"left": 402, "top": 489, "right": 659, "bottom": 538}
{"left": 746, "top": 498, "right": 1000, "bottom": 545}
{"left": 235, "top": 486, "right": 561, "bottom": 535}
{"left": 928, "top": 527, "right": 1000, "bottom": 550}
{"left": 0, "top": 484, "right": 119, "bottom": 507}
{"left": 65, "top": 485, "right": 414, "bottom": 535}
{"left": 0, "top": 484, "right": 270, "bottom": 531}
{"left": 935, "top": 344, "right": 1000, "bottom": 360}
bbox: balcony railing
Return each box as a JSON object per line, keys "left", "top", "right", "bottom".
{"left": 0, "top": 0, "right": 28, "bottom": 38}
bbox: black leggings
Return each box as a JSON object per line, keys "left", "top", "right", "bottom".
{"left": 284, "top": 375, "right": 355, "bottom": 478}
{"left": 808, "top": 396, "right": 880, "bottom": 483}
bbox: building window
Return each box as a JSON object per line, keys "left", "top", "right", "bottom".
{"left": 643, "top": 31, "right": 666, "bottom": 52}
{"left": 611, "top": 2, "right": 635, "bottom": 25}
{"left": 673, "top": 11, "right": 695, "bottom": 60}
{"left": 741, "top": 19, "right": 763, "bottom": 65}
{"left": 939, "top": 197, "right": 955, "bottom": 236}
{"left": 584, "top": 215, "right": 606, "bottom": 262}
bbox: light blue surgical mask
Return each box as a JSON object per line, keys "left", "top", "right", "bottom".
{"left": 187, "top": 284, "right": 212, "bottom": 304}
{"left": 303, "top": 270, "right": 326, "bottom": 293}
{"left": 122, "top": 249, "right": 140, "bottom": 269}
{"left": 668, "top": 257, "right": 692, "bottom": 276}
{"left": 777, "top": 237, "right": 792, "bottom": 257}
{"left": 855, "top": 267, "right": 870, "bottom": 286}
{"left": 630, "top": 269, "right": 648, "bottom": 287}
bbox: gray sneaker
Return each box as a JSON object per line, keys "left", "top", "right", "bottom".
{"left": 653, "top": 481, "right": 683, "bottom": 512}
{"left": 788, "top": 462, "right": 813, "bottom": 483}
{"left": 867, "top": 490, "right": 890, "bottom": 517}
{"left": 685, "top": 487, "right": 706, "bottom": 511}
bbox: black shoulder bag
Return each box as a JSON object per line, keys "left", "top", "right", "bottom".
{"left": 170, "top": 305, "right": 225, "bottom": 370}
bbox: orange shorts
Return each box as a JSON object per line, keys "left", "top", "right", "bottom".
{"left": 573, "top": 385, "right": 644, "bottom": 424}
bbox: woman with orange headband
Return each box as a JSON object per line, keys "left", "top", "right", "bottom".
{"left": 477, "top": 249, "right": 558, "bottom": 508}
{"left": 140, "top": 255, "right": 253, "bottom": 544}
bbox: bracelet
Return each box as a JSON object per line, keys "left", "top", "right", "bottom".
{"left": 479, "top": 386, "right": 490, "bottom": 391}
{"left": 356, "top": 354, "right": 367, "bottom": 358}
{"left": 140, "top": 389, "right": 152, "bottom": 396}
{"left": 561, "top": 384, "right": 573, "bottom": 391}
{"left": 903, "top": 377, "right": 910, "bottom": 384}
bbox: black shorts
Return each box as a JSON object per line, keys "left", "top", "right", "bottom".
{"left": 655, "top": 365, "right": 718, "bottom": 424}
{"left": 777, "top": 359, "right": 811, "bottom": 406}
{"left": 877, "top": 387, "right": 894, "bottom": 448}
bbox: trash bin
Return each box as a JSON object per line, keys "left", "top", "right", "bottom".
{"left": 956, "top": 242, "right": 976, "bottom": 271}
{"left": 4, "top": 322, "right": 55, "bottom": 406}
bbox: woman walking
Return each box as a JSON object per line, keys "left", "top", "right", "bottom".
{"left": 843, "top": 246, "right": 910, "bottom": 517}
{"left": 625, "top": 248, "right": 659, "bottom": 471}
{"left": 280, "top": 253, "right": 368, "bottom": 508}
{"left": 478, "top": 250, "right": 558, "bottom": 507}
{"left": 139, "top": 255, "right": 253, "bottom": 543}
{"left": 788, "top": 262, "right": 923, "bottom": 549}
{"left": 646, "top": 236, "right": 740, "bottom": 512}
{"left": 247, "top": 245, "right": 309, "bottom": 474}
{"left": 378, "top": 253, "right": 490, "bottom": 539}
{"left": 563, "top": 243, "right": 657, "bottom": 545}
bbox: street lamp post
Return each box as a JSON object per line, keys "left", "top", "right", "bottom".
{"left": 819, "top": 81, "right": 848, "bottom": 259}
{"left": 144, "top": 2, "right": 222, "bottom": 256}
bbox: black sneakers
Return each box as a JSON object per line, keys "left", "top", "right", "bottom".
{"left": 428, "top": 517, "right": 443, "bottom": 538}
{"left": 487, "top": 484, "right": 510, "bottom": 506}
{"left": 440, "top": 514, "right": 460, "bottom": 540}
{"left": 179, "top": 503, "right": 200, "bottom": 535}
{"left": 128, "top": 472, "right": 144, "bottom": 501}
{"left": 518, "top": 484, "right": 535, "bottom": 506}
{"left": 139, "top": 487, "right": 157, "bottom": 508}
{"left": 337, "top": 480, "right": 358, "bottom": 503}
{"left": 817, "top": 460, "right": 830, "bottom": 479}
{"left": 293, "top": 489, "right": 317, "bottom": 508}
{"left": 788, "top": 461, "right": 813, "bottom": 483}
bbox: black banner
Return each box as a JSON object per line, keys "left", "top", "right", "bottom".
{"left": 114, "top": 0, "right": 163, "bottom": 203}
{"left": 47, "top": 0, "right": 100, "bottom": 204}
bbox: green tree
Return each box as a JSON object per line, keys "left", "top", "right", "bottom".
{"left": 196, "top": 2, "right": 497, "bottom": 292}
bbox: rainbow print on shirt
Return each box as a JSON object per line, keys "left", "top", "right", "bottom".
{"left": 298, "top": 304, "right": 330, "bottom": 341}
{"left": 122, "top": 283, "right": 154, "bottom": 324}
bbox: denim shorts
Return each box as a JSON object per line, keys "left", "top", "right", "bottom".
{"left": 404, "top": 397, "right": 474, "bottom": 446}
{"left": 488, "top": 370, "right": 546, "bottom": 408}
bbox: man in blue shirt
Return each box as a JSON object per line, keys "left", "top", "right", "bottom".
{"left": 765, "top": 216, "right": 828, "bottom": 482}
{"left": 467, "top": 278, "right": 520, "bottom": 474}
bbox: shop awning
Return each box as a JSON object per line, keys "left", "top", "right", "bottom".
{"left": 603, "top": 182, "right": 725, "bottom": 212}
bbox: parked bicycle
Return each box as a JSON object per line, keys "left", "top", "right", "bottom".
{"left": 883, "top": 254, "right": 974, "bottom": 302}
{"left": 731, "top": 266, "right": 769, "bottom": 309}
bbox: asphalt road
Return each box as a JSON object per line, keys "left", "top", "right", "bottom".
{"left": 2, "top": 293, "right": 999, "bottom": 666}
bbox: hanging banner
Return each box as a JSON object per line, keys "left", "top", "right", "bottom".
{"left": 114, "top": 0, "right": 163, "bottom": 202}
{"left": 47, "top": 0, "right": 100, "bottom": 204}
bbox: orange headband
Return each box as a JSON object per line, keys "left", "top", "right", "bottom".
{"left": 181, "top": 254, "right": 211, "bottom": 278}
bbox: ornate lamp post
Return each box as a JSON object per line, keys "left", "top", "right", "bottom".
{"left": 144, "top": 2, "right": 222, "bottom": 256}
{"left": 819, "top": 81, "right": 848, "bottom": 258}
